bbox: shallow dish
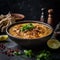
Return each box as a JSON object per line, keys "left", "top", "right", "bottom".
{"left": 11, "top": 13, "right": 25, "bottom": 20}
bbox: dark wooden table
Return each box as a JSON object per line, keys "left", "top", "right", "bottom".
{"left": 0, "top": 23, "right": 60, "bottom": 60}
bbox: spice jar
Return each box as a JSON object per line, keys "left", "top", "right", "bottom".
{"left": 47, "top": 9, "right": 54, "bottom": 27}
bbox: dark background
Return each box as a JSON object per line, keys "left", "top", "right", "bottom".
{"left": 0, "top": 1, "right": 60, "bottom": 60}
{"left": 0, "top": 0, "right": 60, "bottom": 25}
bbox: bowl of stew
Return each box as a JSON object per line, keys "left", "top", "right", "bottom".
{"left": 6, "top": 21, "right": 53, "bottom": 48}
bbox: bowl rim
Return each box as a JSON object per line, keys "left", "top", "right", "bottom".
{"left": 6, "top": 20, "right": 53, "bottom": 40}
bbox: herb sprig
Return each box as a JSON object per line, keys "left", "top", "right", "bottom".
{"left": 20, "top": 23, "right": 34, "bottom": 32}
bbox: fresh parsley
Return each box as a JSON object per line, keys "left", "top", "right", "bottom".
{"left": 20, "top": 23, "right": 34, "bottom": 32}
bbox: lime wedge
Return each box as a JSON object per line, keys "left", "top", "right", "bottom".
{"left": 0, "top": 35, "right": 8, "bottom": 41}
{"left": 47, "top": 39, "right": 60, "bottom": 49}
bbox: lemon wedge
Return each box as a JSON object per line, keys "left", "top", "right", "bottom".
{"left": 0, "top": 35, "right": 8, "bottom": 41}
{"left": 47, "top": 39, "right": 60, "bottom": 49}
